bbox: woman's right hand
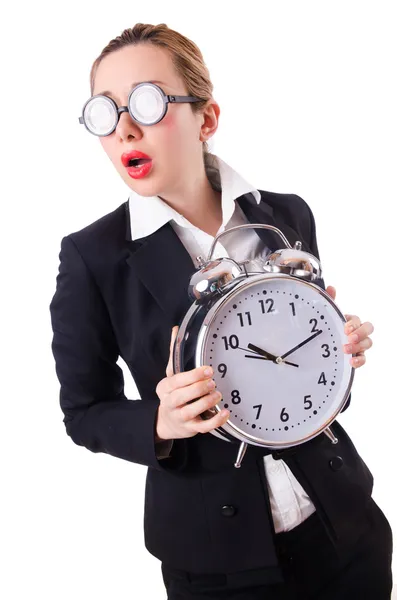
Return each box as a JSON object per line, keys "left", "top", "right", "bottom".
{"left": 155, "top": 326, "right": 230, "bottom": 442}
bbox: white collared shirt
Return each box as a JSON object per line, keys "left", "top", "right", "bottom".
{"left": 128, "top": 152, "right": 316, "bottom": 533}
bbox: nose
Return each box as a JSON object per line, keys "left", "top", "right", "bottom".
{"left": 116, "top": 110, "right": 143, "bottom": 141}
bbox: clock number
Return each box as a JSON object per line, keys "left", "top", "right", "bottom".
{"left": 231, "top": 390, "right": 241, "bottom": 404}
{"left": 289, "top": 302, "right": 296, "bottom": 316}
{"left": 321, "top": 344, "right": 331, "bottom": 358}
{"left": 304, "top": 395, "right": 312, "bottom": 410}
{"left": 222, "top": 335, "right": 239, "bottom": 350}
{"left": 259, "top": 298, "right": 275, "bottom": 313}
{"left": 280, "top": 407, "right": 289, "bottom": 422}
{"left": 318, "top": 372, "right": 327, "bottom": 385}
{"left": 237, "top": 311, "right": 252, "bottom": 327}
{"left": 310, "top": 318, "right": 320, "bottom": 333}
{"left": 253, "top": 404, "right": 262, "bottom": 420}
{"left": 218, "top": 363, "right": 227, "bottom": 378}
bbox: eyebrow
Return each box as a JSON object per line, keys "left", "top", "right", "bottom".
{"left": 97, "top": 80, "right": 167, "bottom": 97}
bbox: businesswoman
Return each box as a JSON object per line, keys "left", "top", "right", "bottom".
{"left": 49, "top": 23, "right": 393, "bottom": 599}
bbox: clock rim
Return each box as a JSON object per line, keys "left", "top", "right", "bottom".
{"left": 195, "top": 273, "right": 355, "bottom": 449}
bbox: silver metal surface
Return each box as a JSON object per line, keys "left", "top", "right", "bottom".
{"left": 324, "top": 427, "right": 339, "bottom": 444}
{"left": 263, "top": 247, "right": 322, "bottom": 281}
{"left": 207, "top": 223, "right": 292, "bottom": 261}
{"left": 188, "top": 258, "right": 244, "bottom": 302}
{"left": 234, "top": 442, "right": 248, "bottom": 468}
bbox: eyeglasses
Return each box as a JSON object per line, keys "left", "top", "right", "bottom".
{"left": 78, "top": 81, "right": 203, "bottom": 137}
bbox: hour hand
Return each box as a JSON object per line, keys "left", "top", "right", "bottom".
{"left": 247, "top": 343, "right": 299, "bottom": 368}
{"left": 247, "top": 343, "right": 278, "bottom": 362}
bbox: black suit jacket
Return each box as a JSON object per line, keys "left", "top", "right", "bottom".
{"left": 49, "top": 190, "right": 373, "bottom": 576}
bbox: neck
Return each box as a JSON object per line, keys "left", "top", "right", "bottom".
{"left": 158, "top": 156, "right": 223, "bottom": 237}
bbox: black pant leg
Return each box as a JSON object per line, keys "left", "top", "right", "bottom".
{"left": 160, "top": 562, "right": 296, "bottom": 600}
{"left": 311, "top": 498, "right": 393, "bottom": 600}
{"left": 160, "top": 498, "right": 393, "bottom": 600}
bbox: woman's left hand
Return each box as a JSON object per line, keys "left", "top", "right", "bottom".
{"left": 326, "top": 286, "right": 374, "bottom": 368}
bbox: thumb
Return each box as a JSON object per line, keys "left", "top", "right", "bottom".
{"left": 166, "top": 326, "right": 179, "bottom": 377}
{"left": 326, "top": 285, "right": 336, "bottom": 301}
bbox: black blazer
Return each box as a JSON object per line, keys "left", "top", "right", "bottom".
{"left": 49, "top": 190, "right": 374, "bottom": 576}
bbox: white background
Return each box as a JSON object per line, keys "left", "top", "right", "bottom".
{"left": 2, "top": 1, "right": 396, "bottom": 598}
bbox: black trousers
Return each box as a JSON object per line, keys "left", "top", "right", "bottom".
{"left": 161, "top": 497, "right": 393, "bottom": 599}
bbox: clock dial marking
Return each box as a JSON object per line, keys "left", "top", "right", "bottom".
{"left": 201, "top": 277, "right": 351, "bottom": 444}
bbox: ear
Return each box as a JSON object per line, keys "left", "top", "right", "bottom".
{"left": 198, "top": 99, "right": 220, "bottom": 144}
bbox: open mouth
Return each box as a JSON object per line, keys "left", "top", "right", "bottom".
{"left": 128, "top": 158, "right": 152, "bottom": 168}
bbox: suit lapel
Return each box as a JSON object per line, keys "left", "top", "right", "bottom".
{"left": 125, "top": 203, "right": 195, "bottom": 324}
{"left": 124, "top": 193, "right": 309, "bottom": 324}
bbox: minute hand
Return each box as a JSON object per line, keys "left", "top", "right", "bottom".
{"left": 279, "top": 330, "right": 323, "bottom": 360}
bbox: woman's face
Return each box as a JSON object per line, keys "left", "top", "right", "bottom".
{"left": 92, "top": 44, "right": 217, "bottom": 198}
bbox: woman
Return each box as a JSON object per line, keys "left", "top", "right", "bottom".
{"left": 49, "top": 23, "right": 393, "bottom": 599}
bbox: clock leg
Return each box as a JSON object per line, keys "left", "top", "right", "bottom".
{"left": 234, "top": 442, "right": 248, "bottom": 468}
{"left": 324, "top": 427, "right": 339, "bottom": 444}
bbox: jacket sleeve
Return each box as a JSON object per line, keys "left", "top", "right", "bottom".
{"left": 156, "top": 439, "right": 174, "bottom": 459}
{"left": 49, "top": 235, "right": 188, "bottom": 471}
{"left": 300, "top": 196, "right": 352, "bottom": 414}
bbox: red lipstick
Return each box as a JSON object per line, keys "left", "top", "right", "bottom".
{"left": 121, "top": 150, "right": 153, "bottom": 180}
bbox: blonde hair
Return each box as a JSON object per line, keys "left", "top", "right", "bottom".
{"left": 89, "top": 23, "right": 218, "bottom": 179}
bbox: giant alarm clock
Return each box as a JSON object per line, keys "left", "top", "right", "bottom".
{"left": 173, "top": 224, "right": 355, "bottom": 468}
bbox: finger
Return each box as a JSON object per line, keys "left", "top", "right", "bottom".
{"left": 180, "top": 389, "right": 222, "bottom": 421}
{"left": 351, "top": 352, "right": 366, "bottom": 368}
{"left": 344, "top": 315, "right": 361, "bottom": 335}
{"left": 172, "top": 377, "right": 218, "bottom": 410}
{"left": 193, "top": 406, "right": 230, "bottom": 434}
{"left": 326, "top": 285, "right": 336, "bottom": 301}
{"left": 166, "top": 326, "right": 179, "bottom": 378}
{"left": 345, "top": 321, "right": 374, "bottom": 345}
{"left": 165, "top": 364, "right": 214, "bottom": 393}
{"left": 352, "top": 321, "right": 375, "bottom": 341}
{"left": 343, "top": 336, "right": 373, "bottom": 355}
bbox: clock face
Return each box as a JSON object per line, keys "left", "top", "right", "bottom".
{"left": 199, "top": 275, "right": 353, "bottom": 446}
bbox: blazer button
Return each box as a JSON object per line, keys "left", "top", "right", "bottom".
{"left": 221, "top": 505, "right": 237, "bottom": 517}
{"left": 329, "top": 456, "right": 344, "bottom": 471}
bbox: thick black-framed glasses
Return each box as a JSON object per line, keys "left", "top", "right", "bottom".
{"left": 78, "top": 81, "right": 203, "bottom": 137}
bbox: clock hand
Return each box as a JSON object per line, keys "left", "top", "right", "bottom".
{"left": 238, "top": 345, "right": 285, "bottom": 363}
{"left": 279, "top": 329, "right": 323, "bottom": 360}
{"left": 238, "top": 345, "right": 280, "bottom": 363}
{"left": 247, "top": 343, "right": 279, "bottom": 362}
{"left": 237, "top": 345, "right": 272, "bottom": 357}
{"left": 245, "top": 354, "right": 299, "bottom": 368}
{"left": 239, "top": 344, "right": 299, "bottom": 367}
{"left": 246, "top": 343, "right": 299, "bottom": 367}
